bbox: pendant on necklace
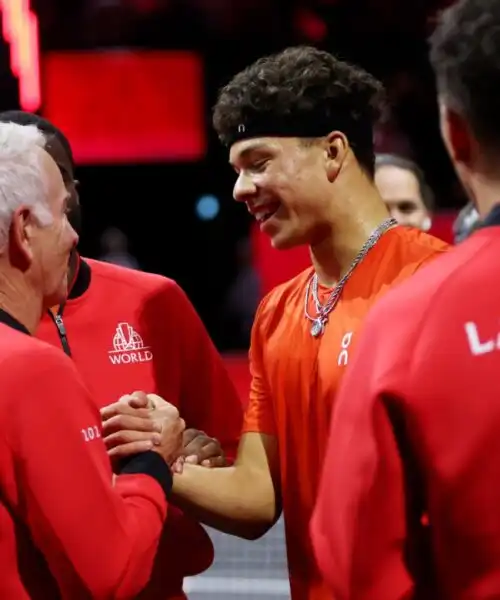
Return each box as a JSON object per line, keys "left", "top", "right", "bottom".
{"left": 311, "top": 318, "right": 325, "bottom": 338}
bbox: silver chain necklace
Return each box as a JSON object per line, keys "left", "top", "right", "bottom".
{"left": 304, "top": 217, "right": 398, "bottom": 338}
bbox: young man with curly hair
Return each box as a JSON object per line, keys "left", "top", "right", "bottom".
{"left": 103, "top": 46, "right": 448, "bottom": 600}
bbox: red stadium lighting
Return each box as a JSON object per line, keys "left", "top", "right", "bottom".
{"left": 0, "top": 0, "right": 41, "bottom": 111}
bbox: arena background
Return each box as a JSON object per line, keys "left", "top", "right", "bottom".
{"left": 2, "top": 0, "right": 462, "bottom": 597}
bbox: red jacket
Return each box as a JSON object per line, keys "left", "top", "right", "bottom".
{"left": 0, "top": 313, "right": 171, "bottom": 599}
{"left": 311, "top": 213, "right": 500, "bottom": 600}
{"left": 36, "top": 257, "right": 243, "bottom": 599}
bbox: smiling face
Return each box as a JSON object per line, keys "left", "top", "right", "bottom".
{"left": 229, "top": 136, "right": 336, "bottom": 250}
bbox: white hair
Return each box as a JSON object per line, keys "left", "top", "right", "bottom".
{"left": 0, "top": 122, "right": 53, "bottom": 249}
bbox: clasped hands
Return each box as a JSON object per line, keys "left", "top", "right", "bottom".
{"left": 100, "top": 392, "right": 226, "bottom": 473}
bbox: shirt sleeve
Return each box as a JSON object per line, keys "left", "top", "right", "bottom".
{"left": 167, "top": 283, "right": 243, "bottom": 462}
{"left": 242, "top": 296, "right": 276, "bottom": 436}
{"left": 311, "top": 311, "right": 414, "bottom": 600}
{"left": 2, "top": 344, "right": 169, "bottom": 600}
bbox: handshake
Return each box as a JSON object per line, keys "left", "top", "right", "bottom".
{"left": 100, "top": 392, "right": 225, "bottom": 472}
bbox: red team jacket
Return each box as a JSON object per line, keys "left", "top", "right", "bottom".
{"left": 0, "top": 312, "right": 172, "bottom": 599}
{"left": 311, "top": 207, "right": 500, "bottom": 599}
{"left": 36, "top": 257, "right": 243, "bottom": 599}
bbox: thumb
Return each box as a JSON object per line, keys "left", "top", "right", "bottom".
{"left": 147, "top": 394, "right": 170, "bottom": 409}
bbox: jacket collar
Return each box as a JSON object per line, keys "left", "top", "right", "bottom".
{"left": 480, "top": 203, "right": 500, "bottom": 229}
{"left": 68, "top": 254, "right": 91, "bottom": 300}
{"left": 0, "top": 309, "right": 30, "bottom": 335}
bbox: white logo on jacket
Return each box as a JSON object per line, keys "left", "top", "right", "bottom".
{"left": 108, "top": 322, "right": 153, "bottom": 365}
{"left": 464, "top": 321, "right": 500, "bottom": 356}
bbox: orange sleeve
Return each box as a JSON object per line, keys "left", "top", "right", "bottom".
{"left": 242, "top": 296, "right": 276, "bottom": 436}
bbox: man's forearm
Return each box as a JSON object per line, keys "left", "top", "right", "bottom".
{"left": 171, "top": 462, "right": 277, "bottom": 539}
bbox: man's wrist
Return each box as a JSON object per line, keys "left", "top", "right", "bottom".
{"left": 120, "top": 451, "right": 173, "bottom": 498}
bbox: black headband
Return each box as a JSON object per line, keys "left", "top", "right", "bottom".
{"left": 224, "top": 113, "right": 373, "bottom": 149}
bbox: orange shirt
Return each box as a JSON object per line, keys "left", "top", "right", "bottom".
{"left": 243, "top": 226, "right": 448, "bottom": 600}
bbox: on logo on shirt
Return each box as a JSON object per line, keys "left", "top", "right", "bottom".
{"left": 108, "top": 322, "right": 153, "bottom": 365}
{"left": 338, "top": 332, "right": 353, "bottom": 366}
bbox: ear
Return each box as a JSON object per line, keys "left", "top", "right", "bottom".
{"left": 421, "top": 216, "right": 432, "bottom": 232}
{"left": 439, "top": 102, "right": 473, "bottom": 168}
{"left": 9, "top": 206, "right": 35, "bottom": 272}
{"left": 324, "top": 131, "right": 349, "bottom": 183}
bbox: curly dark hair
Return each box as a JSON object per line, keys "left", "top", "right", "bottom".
{"left": 430, "top": 0, "right": 500, "bottom": 154}
{"left": 213, "top": 46, "right": 385, "bottom": 175}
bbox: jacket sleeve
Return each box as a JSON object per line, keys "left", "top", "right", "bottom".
{"left": 3, "top": 344, "right": 170, "bottom": 600}
{"left": 408, "top": 321, "right": 500, "bottom": 598}
{"left": 168, "top": 283, "right": 244, "bottom": 462}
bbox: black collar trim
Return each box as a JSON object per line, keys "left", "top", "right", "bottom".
{"left": 0, "top": 309, "right": 30, "bottom": 335}
{"left": 481, "top": 204, "right": 500, "bottom": 229}
{"left": 68, "top": 257, "right": 91, "bottom": 299}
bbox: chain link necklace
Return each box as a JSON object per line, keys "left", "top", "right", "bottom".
{"left": 304, "top": 218, "right": 398, "bottom": 337}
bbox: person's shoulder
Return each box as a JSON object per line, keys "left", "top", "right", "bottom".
{"left": 370, "top": 227, "right": 450, "bottom": 290}
{"left": 390, "top": 226, "right": 450, "bottom": 261}
{"left": 85, "top": 258, "right": 180, "bottom": 297}
{"left": 254, "top": 266, "right": 313, "bottom": 325}
{"left": 368, "top": 228, "right": 497, "bottom": 333}
{"left": 418, "top": 227, "right": 500, "bottom": 298}
{"left": 360, "top": 229, "right": 500, "bottom": 395}
{"left": 0, "top": 332, "right": 75, "bottom": 383}
{"left": 0, "top": 333, "right": 94, "bottom": 428}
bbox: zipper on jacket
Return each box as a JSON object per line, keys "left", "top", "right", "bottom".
{"left": 49, "top": 306, "right": 72, "bottom": 357}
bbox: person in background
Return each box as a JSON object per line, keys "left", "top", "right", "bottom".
{"left": 0, "top": 110, "right": 244, "bottom": 600}
{"left": 0, "top": 120, "right": 186, "bottom": 599}
{"left": 311, "top": 1, "right": 500, "bottom": 598}
{"left": 100, "top": 46, "right": 448, "bottom": 600}
{"left": 99, "top": 225, "right": 140, "bottom": 269}
{"left": 374, "top": 153, "right": 434, "bottom": 230}
{"left": 224, "top": 236, "right": 261, "bottom": 347}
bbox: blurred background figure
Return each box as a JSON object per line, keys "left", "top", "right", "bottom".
{"left": 375, "top": 153, "right": 434, "bottom": 230}
{"left": 224, "top": 237, "right": 260, "bottom": 348}
{"left": 98, "top": 226, "right": 140, "bottom": 270}
{"left": 453, "top": 201, "right": 481, "bottom": 243}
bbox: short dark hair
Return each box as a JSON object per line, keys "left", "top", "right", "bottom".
{"left": 375, "top": 153, "right": 434, "bottom": 211}
{"left": 213, "top": 45, "right": 385, "bottom": 175}
{"left": 0, "top": 110, "right": 74, "bottom": 169}
{"left": 430, "top": 0, "right": 500, "bottom": 153}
